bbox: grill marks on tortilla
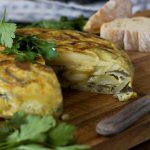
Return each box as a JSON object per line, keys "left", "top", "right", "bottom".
{"left": 0, "top": 60, "right": 28, "bottom": 86}
{"left": 5, "top": 67, "right": 24, "bottom": 84}
{"left": 17, "top": 28, "right": 118, "bottom": 55}
{"left": 0, "top": 59, "right": 53, "bottom": 88}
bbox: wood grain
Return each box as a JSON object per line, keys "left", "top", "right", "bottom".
{"left": 63, "top": 52, "right": 150, "bottom": 149}
{"left": 63, "top": 11, "right": 150, "bottom": 149}
{"left": 96, "top": 95, "right": 150, "bottom": 136}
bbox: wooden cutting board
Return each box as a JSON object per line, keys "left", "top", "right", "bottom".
{"left": 63, "top": 51, "right": 150, "bottom": 150}
{"left": 63, "top": 11, "right": 150, "bottom": 150}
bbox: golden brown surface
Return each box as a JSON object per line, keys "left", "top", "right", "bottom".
{"left": 0, "top": 54, "right": 62, "bottom": 117}
{"left": 17, "top": 28, "right": 136, "bottom": 101}
{"left": 62, "top": 51, "right": 150, "bottom": 150}
{"left": 83, "top": 0, "right": 132, "bottom": 33}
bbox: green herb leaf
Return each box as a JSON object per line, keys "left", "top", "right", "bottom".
{"left": 29, "top": 16, "right": 86, "bottom": 31}
{"left": 5, "top": 112, "right": 27, "bottom": 128}
{"left": 0, "top": 126, "right": 11, "bottom": 143}
{"left": 15, "top": 53, "right": 26, "bottom": 62}
{"left": 14, "top": 144, "right": 50, "bottom": 150}
{"left": 0, "top": 113, "right": 89, "bottom": 150}
{"left": 23, "top": 51, "right": 37, "bottom": 62}
{"left": 7, "top": 115, "right": 56, "bottom": 143}
{"left": 0, "top": 9, "right": 16, "bottom": 48}
{"left": 55, "top": 145, "right": 89, "bottom": 150}
{"left": 38, "top": 41, "right": 58, "bottom": 61}
{"left": 3, "top": 44, "right": 20, "bottom": 55}
{"left": 0, "top": 112, "right": 26, "bottom": 143}
{"left": 48, "top": 122, "right": 76, "bottom": 147}
{"left": 2, "top": 35, "right": 57, "bottom": 63}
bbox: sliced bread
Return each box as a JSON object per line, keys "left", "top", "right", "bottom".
{"left": 84, "top": 0, "right": 132, "bottom": 34}
{"left": 100, "top": 17, "right": 150, "bottom": 52}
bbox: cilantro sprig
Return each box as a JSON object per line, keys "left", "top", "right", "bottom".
{"left": 0, "top": 10, "right": 58, "bottom": 63}
{"left": 0, "top": 112, "right": 89, "bottom": 150}
{"left": 0, "top": 9, "right": 16, "bottom": 48}
{"left": 3, "top": 35, "right": 58, "bottom": 63}
{"left": 29, "top": 16, "right": 86, "bottom": 31}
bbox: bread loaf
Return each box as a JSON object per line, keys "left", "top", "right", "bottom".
{"left": 101, "top": 17, "right": 150, "bottom": 51}
{"left": 84, "top": 0, "right": 132, "bottom": 33}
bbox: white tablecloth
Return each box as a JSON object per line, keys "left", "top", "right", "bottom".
{"left": 0, "top": 0, "right": 149, "bottom": 22}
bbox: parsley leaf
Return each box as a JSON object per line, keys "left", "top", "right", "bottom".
{"left": 55, "top": 145, "right": 90, "bottom": 150}
{"left": 48, "top": 122, "right": 76, "bottom": 147}
{"left": 0, "top": 113, "right": 89, "bottom": 150}
{"left": 38, "top": 41, "right": 58, "bottom": 61}
{"left": 0, "top": 112, "right": 26, "bottom": 143}
{"left": 2, "top": 35, "right": 58, "bottom": 63}
{"left": 15, "top": 51, "right": 37, "bottom": 63}
{"left": 7, "top": 115, "right": 56, "bottom": 143}
{"left": 2, "top": 44, "right": 20, "bottom": 55}
{"left": 0, "top": 126, "right": 11, "bottom": 143}
{"left": 29, "top": 16, "right": 86, "bottom": 31}
{"left": 0, "top": 9, "right": 16, "bottom": 48}
{"left": 14, "top": 144, "right": 50, "bottom": 150}
{"left": 0, "top": 12, "right": 58, "bottom": 63}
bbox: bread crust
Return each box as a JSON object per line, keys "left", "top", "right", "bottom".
{"left": 101, "top": 17, "right": 150, "bottom": 51}
{"left": 84, "top": 0, "right": 132, "bottom": 33}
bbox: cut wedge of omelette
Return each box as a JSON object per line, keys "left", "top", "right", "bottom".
{"left": 0, "top": 48, "right": 62, "bottom": 117}
{"left": 17, "top": 28, "right": 137, "bottom": 101}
